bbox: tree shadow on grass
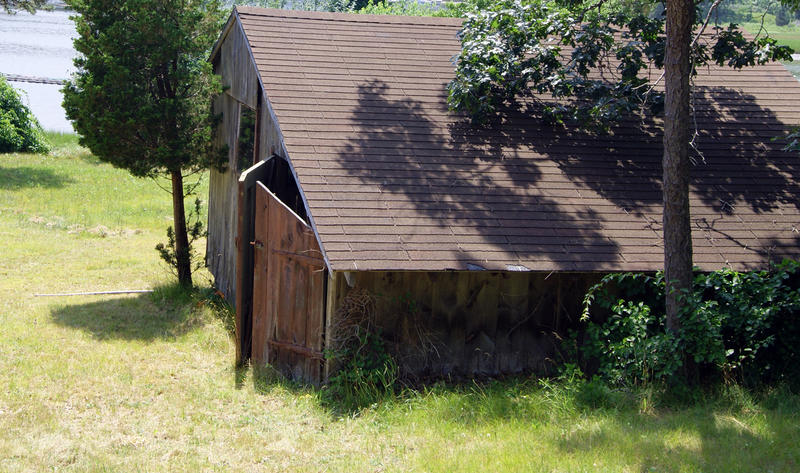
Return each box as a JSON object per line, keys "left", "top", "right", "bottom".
{"left": 0, "top": 165, "right": 74, "bottom": 190}
{"left": 49, "top": 286, "right": 207, "bottom": 341}
{"left": 393, "top": 379, "right": 799, "bottom": 471}
{"left": 554, "top": 407, "right": 797, "bottom": 472}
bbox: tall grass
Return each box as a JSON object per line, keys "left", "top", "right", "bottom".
{"left": 0, "top": 135, "right": 799, "bottom": 472}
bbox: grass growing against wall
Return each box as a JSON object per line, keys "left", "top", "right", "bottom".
{"left": 1, "top": 134, "right": 799, "bottom": 472}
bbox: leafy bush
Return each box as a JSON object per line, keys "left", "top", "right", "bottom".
{"left": 580, "top": 261, "right": 800, "bottom": 389}
{"left": 0, "top": 76, "right": 49, "bottom": 153}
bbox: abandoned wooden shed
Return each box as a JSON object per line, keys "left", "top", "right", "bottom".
{"left": 207, "top": 7, "right": 800, "bottom": 383}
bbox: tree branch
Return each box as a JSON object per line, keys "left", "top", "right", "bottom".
{"left": 691, "top": 0, "right": 724, "bottom": 49}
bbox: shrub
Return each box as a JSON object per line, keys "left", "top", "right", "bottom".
{"left": 0, "top": 76, "right": 49, "bottom": 153}
{"left": 580, "top": 261, "right": 800, "bottom": 389}
{"left": 323, "top": 329, "right": 398, "bottom": 412}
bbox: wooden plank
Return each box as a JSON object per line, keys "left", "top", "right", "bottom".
{"left": 264, "top": 189, "right": 280, "bottom": 364}
{"left": 250, "top": 178, "right": 270, "bottom": 365}
{"left": 206, "top": 94, "right": 240, "bottom": 302}
{"left": 222, "top": 20, "right": 258, "bottom": 109}
{"left": 448, "top": 272, "right": 470, "bottom": 372}
{"left": 290, "top": 254, "right": 308, "bottom": 347}
{"left": 323, "top": 272, "right": 336, "bottom": 381}
{"left": 306, "top": 267, "right": 326, "bottom": 382}
{"left": 475, "top": 273, "right": 500, "bottom": 375}
{"left": 234, "top": 158, "right": 272, "bottom": 364}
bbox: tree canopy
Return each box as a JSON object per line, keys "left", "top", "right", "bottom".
{"left": 447, "top": 0, "right": 792, "bottom": 129}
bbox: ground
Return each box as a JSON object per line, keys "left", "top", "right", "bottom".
{"left": 1, "top": 134, "right": 799, "bottom": 472}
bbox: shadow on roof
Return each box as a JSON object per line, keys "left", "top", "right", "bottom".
{"left": 337, "top": 79, "right": 622, "bottom": 271}
{"left": 335, "top": 79, "right": 800, "bottom": 270}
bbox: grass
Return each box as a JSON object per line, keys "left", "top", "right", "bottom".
{"left": 742, "top": 19, "right": 800, "bottom": 51}
{"left": 1, "top": 134, "right": 800, "bottom": 472}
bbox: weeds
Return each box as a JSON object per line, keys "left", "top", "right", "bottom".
{"left": 155, "top": 197, "right": 207, "bottom": 281}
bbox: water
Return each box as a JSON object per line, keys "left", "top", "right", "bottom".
{"left": 0, "top": 8, "right": 77, "bottom": 133}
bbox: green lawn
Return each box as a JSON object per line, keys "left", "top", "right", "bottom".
{"left": 1, "top": 135, "right": 799, "bottom": 472}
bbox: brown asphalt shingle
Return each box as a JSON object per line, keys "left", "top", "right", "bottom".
{"left": 236, "top": 6, "right": 800, "bottom": 272}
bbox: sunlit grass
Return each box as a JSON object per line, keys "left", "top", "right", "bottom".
{"left": 740, "top": 17, "right": 800, "bottom": 50}
{"left": 1, "top": 135, "right": 799, "bottom": 472}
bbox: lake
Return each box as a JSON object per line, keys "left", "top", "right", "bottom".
{"left": 0, "top": 8, "right": 76, "bottom": 133}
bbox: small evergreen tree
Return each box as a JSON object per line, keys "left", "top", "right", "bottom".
{"left": 63, "top": 0, "right": 226, "bottom": 286}
{"left": 0, "top": 76, "right": 49, "bottom": 153}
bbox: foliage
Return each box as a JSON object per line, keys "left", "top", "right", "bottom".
{"left": 447, "top": 0, "right": 793, "bottom": 128}
{"left": 354, "top": 0, "right": 485, "bottom": 17}
{"left": 0, "top": 76, "right": 49, "bottom": 153}
{"left": 63, "top": 0, "right": 226, "bottom": 285}
{"left": 155, "top": 198, "right": 207, "bottom": 277}
{"left": 323, "top": 328, "right": 398, "bottom": 412}
{"left": 354, "top": 0, "right": 443, "bottom": 16}
{"left": 775, "top": 5, "right": 791, "bottom": 25}
{"left": 63, "top": 0, "right": 225, "bottom": 179}
{"left": 1, "top": 0, "right": 46, "bottom": 13}
{"left": 580, "top": 261, "right": 800, "bottom": 388}
{"left": 232, "top": 0, "right": 341, "bottom": 10}
{"left": 234, "top": 0, "right": 490, "bottom": 15}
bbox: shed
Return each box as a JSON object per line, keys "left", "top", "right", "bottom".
{"left": 207, "top": 7, "right": 800, "bottom": 383}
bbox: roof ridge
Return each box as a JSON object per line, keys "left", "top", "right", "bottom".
{"left": 234, "top": 6, "right": 463, "bottom": 28}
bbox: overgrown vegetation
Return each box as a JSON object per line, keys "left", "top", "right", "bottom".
{"left": 579, "top": 261, "right": 800, "bottom": 389}
{"left": 0, "top": 76, "right": 49, "bottom": 154}
{"left": 2, "top": 135, "right": 800, "bottom": 471}
{"left": 323, "top": 289, "right": 399, "bottom": 411}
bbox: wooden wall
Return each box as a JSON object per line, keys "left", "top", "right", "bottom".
{"left": 328, "top": 271, "right": 601, "bottom": 379}
{"left": 207, "top": 14, "right": 290, "bottom": 304}
{"left": 207, "top": 92, "right": 240, "bottom": 300}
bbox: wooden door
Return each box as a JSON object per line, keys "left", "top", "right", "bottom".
{"left": 251, "top": 182, "right": 326, "bottom": 383}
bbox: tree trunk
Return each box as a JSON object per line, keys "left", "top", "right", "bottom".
{"left": 662, "top": 0, "right": 693, "bottom": 332}
{"left": 171, "top": 169, "right": 193, "bottom": 287}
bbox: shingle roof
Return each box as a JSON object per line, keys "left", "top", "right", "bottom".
{"left": 236, "top": 6, "right": 800, "bottom": 272}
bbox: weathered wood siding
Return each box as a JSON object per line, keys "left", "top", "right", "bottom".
{"left": 207, "top": 92, "right": 240, "bottom": 300}
{"left": 207, "top": 13, "right": 290, "bottom": 304}
{"left": 252, "top": 182, "right": 326, "bottom": 383}
{"left": 329, "top": 271, "right": 600, "bottom": 379}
